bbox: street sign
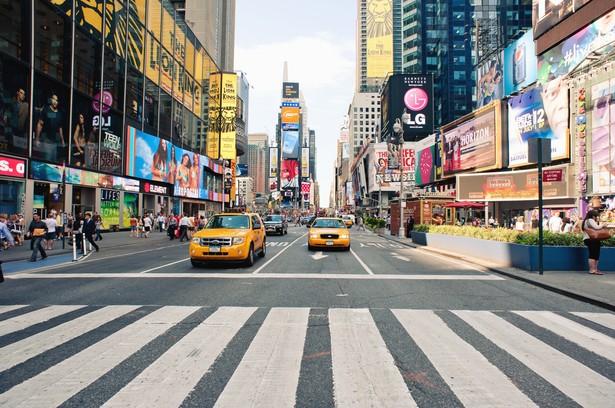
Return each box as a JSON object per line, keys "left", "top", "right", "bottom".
{"left": 542, "top": 169, "right": 562, "bottom": 182}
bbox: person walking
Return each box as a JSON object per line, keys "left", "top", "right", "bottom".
{"left": 157, "top": 213, "right": 166, "bottom": 233}
{"left": 0, "top": 215, "right": 15, "bottom": 283}
{"left": 168, "top": 213, "right": 178, "bottom": 240}
{"left": 178, "top": 213, "right": 190, "bottom": 242}
{"left": 72, "top": 213, "right": 83, "bottom": 251}
{"left": 26, "top": 213, "right": 48, "bottom": 262}
{"left": 94, "top": 213, "right": 104, "bottom": 241}
{"left": 43, "top": 212, "right": 57, "bottom": 250}
{"left": 582, "top": 210, "right": 604, "bottom": 275}
{"left": 82, "top": 213, "right": 99, "bottom": 252}
{"left": 357, "top": 215, "right": 365, "bottom": 231}
{"left": 142, "top": 213, "right": 152, "bottom": 238}
{"left": 129, "top": 215, "right": 138, "bottom": 237}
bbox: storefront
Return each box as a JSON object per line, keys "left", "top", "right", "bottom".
{"left": 0, "top": 155, "right": 27, "bottom": 216}
{"left": 140, "top": 181, "right": 172, "bottom": 217}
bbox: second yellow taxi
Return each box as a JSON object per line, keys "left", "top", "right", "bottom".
{"left": 307, "top": 217, "right": 350, "bottom": 251}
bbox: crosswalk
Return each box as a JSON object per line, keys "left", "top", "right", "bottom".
{"left": 1, "top": 305, "right": 614, "bottom": 407}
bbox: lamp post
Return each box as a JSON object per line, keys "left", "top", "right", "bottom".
{"left": 392, "top": 112, "right": 409, "bottom": 237}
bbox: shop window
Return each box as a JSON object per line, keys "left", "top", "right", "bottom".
{"left": 0, "top": 0, "right": 30, "bottom": 62}
{"left": 34, "top": 0, "right": 71, "bottom": 83}
{"left": 159, "top": 90, "right": 172, "bottom": 139}
{"left": 126, "top": 66, "right": 144, "bottom": 123}
{"left": 104, "top": 0, "right": 128, "bottom": 60}
{"left": 102, "top": 50, "right": 125, "bottom": 112}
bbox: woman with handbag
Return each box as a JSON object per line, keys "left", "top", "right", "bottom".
{"left": 582, "top": 210, "right": 605, "bottom": 275}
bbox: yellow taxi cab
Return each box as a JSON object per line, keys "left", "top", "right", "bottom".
{"left": 307, "top": 217, "right": 350, "bottom": 251}
{"left": 341, "top": 214, "right": 355, "bottom": 227}
{"left": 189, "top": 210, "right": 266, "bottom": 267}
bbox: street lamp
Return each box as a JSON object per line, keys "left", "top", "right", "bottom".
{"left": 393, "top": 112, "right": 410, "bottom": 237}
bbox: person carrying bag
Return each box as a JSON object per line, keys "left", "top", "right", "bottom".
{"left": 581, "top": 210, "right": 613, "bottom": 275}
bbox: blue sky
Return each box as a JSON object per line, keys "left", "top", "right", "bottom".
{"left": 235, "top": 0, "right": 357, "bottom": 208}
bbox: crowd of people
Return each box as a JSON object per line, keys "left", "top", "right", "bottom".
{"left": 128, "top": 212, "right": 210, "bottom": 242}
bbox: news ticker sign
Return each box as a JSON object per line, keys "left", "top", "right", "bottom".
{"left": 0, "top": 156, "right": 26, "bottom": 178}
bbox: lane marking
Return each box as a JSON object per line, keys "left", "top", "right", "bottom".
{"left": 140, "top": 258, "right": 190, "bottom": 274}
{"left": 251, "top": 232, "right": 307, "bottom": 275}
{"left": 9, "top": 273, "right": 504, "bottom": 281}
{"left": 350, "top": 248, "right": 374, "bottom": 275}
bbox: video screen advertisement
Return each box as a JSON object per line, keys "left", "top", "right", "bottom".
{"left": 281, "top": 104, "right": 300, "bottom": 159}
{"left": 503, "top": 30, "right": 538, "bottom": 96}
{"left": 125, "top": 126, "right": 224, "bottom": 201}
{"left": 381, "top": 74, "right": 434, "bottom": 142}
{"left": 508, "top": 87, "right": 570, "bottom": 167}
{"left": 371, "top": 142, "right": 416, "bottom": 191}
{"left": 532, "top": 0, "right": 593, "bottom": 39}
{"left": 476, "top": 51, "right": 504, "bottom": 109}
{"left": 206, "top": 72, "right": 237, "bottom": 160}
{"left": 414, "top": 134, "right": 436, "bottom": 186}
{"left": 590, "top": 79, "right": 615, "bottom": 194}
{"left": 280, "top": 159, "right": 299, "bottom": 189}
{"left": 441, "top": 101, "right": 503, "bottom": 178}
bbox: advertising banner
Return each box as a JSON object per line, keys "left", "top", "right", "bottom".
{"left": 269, "top": 147, "right": 278, "bottom": 178}
{"left": 381, "top": 74, "right": 434, "bottom": 142}
{"left": 173, "top": 145, "right": 203, "bottom": 198}
{"left": 30, "top": 160, "right": 140, "bottom": 191}
{"left": 281, "top": 107, "right": 300, "bottom": 123}
{"left": 414, "top": 134, "right": 436, "bottom": 186}
{"left": 281, "top": 129, "right": 300, "bottom": 159}
{"left": 537, "top": 12, "right": 615, "bottom": 84}
{"left": 219, "top": 73, "right": 238, "bottom": 160}
{"left": 457, "top": 165, "right": 571, "bottom": 201}
{"left": 236, "top": 163, "right": 248, "bottom": 177}
{"left": 442, "top": 104, "right": 500, "bottom": 177}
{"left": 206, "top": 73, "right": 221, "bottom": 158}
{"left": 301, "top": 147, "right": 309, "bottom": 178}
{"left": 590, "top": 78, "right": 615, "bottom": 193}
{"left": 508, "top": 87, "right": 569, "bottom": 166}
{"left": 366, "top": 0, "right": 393, "bottom": 79}
{"left": 0, "top": 156, "right": 26, "bottom": 178}
{"left": 283, "top": 82, "right": 299, "bottom": 99}
{"left": 476, "top": 52, "right": 503, "bottom": 109}
{"left": 100, "top": 189, "right": 120, "bottom": 230}
{"left": 280, "top": 159, "right": 299, "bottom": 188}
{"left": 503, "top": 30, "right": 538, "bottom": 96}
{"left": 123, "top": 192, "right": 138, "bottom": 228}
{"left": 125, "top": 126, "right": 175, "bottom": 182}
{"left": 532, "top": 0, "right": 592, "bottom": 39}
{"left": 371, "top": 142, "right": 416, "bottom": 191}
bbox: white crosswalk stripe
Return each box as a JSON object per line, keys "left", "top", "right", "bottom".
{"left": 0, "top": 306, "right": 614, "bottom": 407}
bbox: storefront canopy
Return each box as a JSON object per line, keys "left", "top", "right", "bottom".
{"left": 445, "top": 201, "right": 487, "bottom": 209}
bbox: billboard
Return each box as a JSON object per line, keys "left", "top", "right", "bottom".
{"left": 206, "top": 72, "right": 237, "bottom": 160}
{"left": 269, "top": 147, "right": 278, "bottom": 178}
{"left": 281, "top": 107, "right": 300, "bottom": 123}
{"left": 301, "top": 147, "right": 309, "bottom": 178}
{"left": 283, "top": 82, "right": 299, "bottom": 99}
{"left": 280, "top": 159, "right": 299, "bottom": 188}
{"left": 537, "top": 12, "right": 615, "bottom": 84}
{"left": 281, "top": 129, "right": 300, "bottom": 159}
{"left": 236, "top": 163, "right": 248, "bottom": 177}
{"left": 414, "top": 134, "right": 436, "bottom": 186}
{"left": 381, "top": 74, "right": 434, "bottom": 142}
{"left": 508, "top": 87, "right": 569, "bottom": 167}
{"left": 532, "top": 0, "right": 592, "bottom": 39}
{"left": 590, "top": 78, "right": 615, "bottom": 193}
{"left": 476, "top": 51, "right": 503, "bottom": 109}
{"left": 442, "top": 102, "right": 501, "bottom": 177}
{"left": 31, "top": 161, "right": 139, "bottom": 192}
{"left": 503, "top": 30, "right": 538, "bottom": 95}
{"left": 457, "top": 165, "right": 572, "bottom": 201}
{"left": 0, "top": 155, "right": 26, "bottom": 178}
{"left": 366, "top": 0, "right": 393, "bottom": 79}
{"left": 371, "top": 142, "right": 416, "bottom": 191}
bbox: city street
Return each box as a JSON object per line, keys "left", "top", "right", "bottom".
{"left": 1, "top": 225, "right": 614, "bottom": 407}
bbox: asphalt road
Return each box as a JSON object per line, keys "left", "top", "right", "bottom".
{"left": 1, "top": 225, "right": 614, "bottom": 407}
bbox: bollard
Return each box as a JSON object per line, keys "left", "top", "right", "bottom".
{"left": 72, "top": 233, "right": 77, "bottom": 261}
{"left": 82, "top": 234, "right": 87, "bottom": 255}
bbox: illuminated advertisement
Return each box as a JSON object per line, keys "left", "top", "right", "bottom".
{"left": 301, "top": 147, "right": 309, "bottom": 178}
{"left": 30, "top": 161, "right": 139, "bottom": 192}
{"left": 206, "top": 73, "right": 222, "bottom": 158}
{"left": 476, "top": 52, "right": 504, "bottom": 109}
{"left": 457, "top": 165, "right": 571, "bottom": 201}
{"left": 123, "top": 192, "right": 139, "bottom": 228}
{"left": 503, "top": 30, "right": 538, "bottom": 95}
{"left": 281, "top": 129, "right": 300, "bottom": 159}
{"left": 442, "top": 103, "right": 501, "bottom": 177}
{"left": 236, "top": 164, "right": 248, "bottom": 177}
{"left": 366, "top": 0, "right": 393, "bottom": 79}
{"left": 270, "top": 147, "right": 278, "bottom": 178}
{"left": 414, "top": 134, "right": 436, "bottom": 186}
{"left": 590, "top": 79, "right": 615, "bottom": 193}
{"left": 371, "top": 142, "right": 416, "bottom": 191}
{"left": 381, "top": 74, "right": 434, "bottom": 142}
{"left": 206, "top": 72, "right": 237, "bottom": 160}
{"left": 532, "top": 0, "right": 592, "bottom": 39}
{"left": 537, "top": 11, "right": 615, "bottom": 84}
{"left": 0, "top": 156, "right": 26, "bottom": 178}
{"left": 283, "top": 82, "right": 299, "bottom": 99}
{"left": 281, "top": 107, "right": 300, "bottom": 123}
{"left": 280, "top": 160, "right": 299, "bottom": 188}
{"left": 508, "top": 87, "right": 569, "bottom": 167}
{"left": 100, "top": 189, "right": 120, "bottom": 230}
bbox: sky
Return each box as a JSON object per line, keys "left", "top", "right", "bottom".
{"left": 234, "top": 0, "right": 357, "bottom": 209}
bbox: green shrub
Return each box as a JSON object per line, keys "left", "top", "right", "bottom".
{"left": 412, "top": 224, "right": 615, "bottom": 247}
{"left": 378, "top": 219, "right": 386, "bottom": 228}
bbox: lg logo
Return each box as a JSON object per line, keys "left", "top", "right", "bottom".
{"left": 404, "top": 88, "right": 428, "bottom": 111}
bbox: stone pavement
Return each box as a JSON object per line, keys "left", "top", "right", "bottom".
{"left": 379, "top": 231, "right": 615, "bottom": 312}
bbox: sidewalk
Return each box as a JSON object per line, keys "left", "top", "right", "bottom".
{"left": 378, "top": 231, "right": 615, "bottom": 311}
{"left": 0, "top": 229, "right": 180, "bottom": 274}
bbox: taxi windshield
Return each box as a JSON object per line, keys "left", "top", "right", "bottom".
{"left": 311, "top": 219, "right": 345, "bottom": 228}
{"left": 265, "top": 215, "right": 283, "bottom": 222}
{"left": 206, "top": 215, "right": 250, "bottom": 229}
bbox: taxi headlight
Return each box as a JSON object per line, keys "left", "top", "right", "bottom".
{"left": 309, "top": 233, "right": 318, "bottom": 238}
{"left": 191, "top": 237, "right": 200, "bottom": 244}
{"left": 233, "top": 237, "right": 245, "bottom": 245}
{"left": 340, "top": 234, "right": 349, "bottom": 239}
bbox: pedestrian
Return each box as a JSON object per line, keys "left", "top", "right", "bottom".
{"left": 129, "top": 215, "right": 138, "bottom": 237}
{"left": 357, "top": 215, "right": 365, "bottom": 231}
{"left": 44, "top": 212, "right": 57, "bottom": 250}
{"left": 26, "top": 213, "right": 48, "bottom": 262}
{"left": 83, "top": 213, "right": 99, "bottom": 252}
{"left": 582, "top": 210, "right": 604, "bottom": 275}
{"left": 94, "top": 213, "right": 104, "bottom": 241}
{"left": 406, "top": 216, "right": 414, "bottom": 237}
{"left": 157, "top": 213, "right": 166, "bottom": 232}
{"left": 72, "top": 213, "right": 83, "bottom": 251}
{"left": 548, "top": 211, "right": 563, "bottom": 233}
{"left": 514, "top": 216, "right": 525, "bottom": 232}
{"left": 142, "top": 213, "right": 152, "bottom": 238}
{"left": 0, "top": 215, "right": 15, "bottom": 251}
{"left": 168, "top": 213, "right": 178, "bottom": 240}
{"left": 178, "top": 213, "right": 190, "bottom": 242}
{"left": 294, "top": 215, "right": 301, "bottom": 227}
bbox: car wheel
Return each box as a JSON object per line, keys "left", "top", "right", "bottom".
{"left": 258, "top": 238, "right": 266, "bottom": 257}
{"left": 191, "top": 259, "right": 202, "bottom": 267}
{"left": 245, "top": 244, "right": 255, "bottom": 266}
{"left": 344, "top": 245, "right": 351, "bottom": 251}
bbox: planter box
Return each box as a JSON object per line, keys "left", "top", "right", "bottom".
{"left": 410, "top": 232, "right": 615, "bottom": 272}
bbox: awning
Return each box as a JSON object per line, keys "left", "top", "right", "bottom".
{"left": 444, "top": 201, "right": 487, "bottom": 209}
